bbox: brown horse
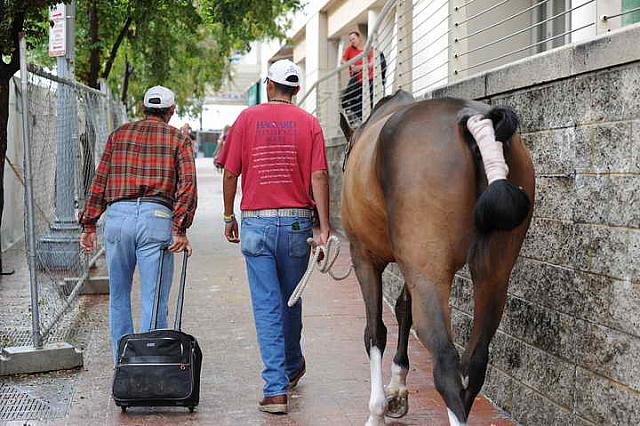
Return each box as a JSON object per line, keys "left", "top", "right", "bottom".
{"left": 339, "top": 90, "right": 535, "bottom": 425}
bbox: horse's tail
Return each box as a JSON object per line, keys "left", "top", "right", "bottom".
{"left": 459, "top": 105, "right": 531, "bottom": 234}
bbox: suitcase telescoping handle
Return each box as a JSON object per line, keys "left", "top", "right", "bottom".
{"left": 150, "top": 247, "right": 189, "bottom": 331}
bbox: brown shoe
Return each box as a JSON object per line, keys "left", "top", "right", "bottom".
{"left": 288, "top": 357, "right": 306, "bottom": 389}
{"left": 258, "top": 394, "right": 288, "bottom": 414}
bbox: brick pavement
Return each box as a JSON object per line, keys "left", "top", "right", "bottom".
{"left": 21, "top": 160, "right": 513, "bottom": 426}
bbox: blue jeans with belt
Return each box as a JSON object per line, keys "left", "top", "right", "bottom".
{"left": 103, "top": 201, "right": 174, "bottom": 363}
{"left": 241, "top": 216, "right": 312, "bottom": 396}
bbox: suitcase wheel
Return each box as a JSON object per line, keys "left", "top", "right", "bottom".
{"left": 189, "top": 406, "right": 195, "bottom": 413}
{"left": 121, "top": 406, "right": 127, "bottom": 413}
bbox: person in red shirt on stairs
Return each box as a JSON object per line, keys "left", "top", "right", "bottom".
{"left": 341, "top": 31, "right": 374, "bottom": 123}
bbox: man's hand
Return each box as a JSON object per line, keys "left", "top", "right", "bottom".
{"left": 315, "top": 227, "right": 331, "bottom": 247}
{"left": 169, "top": 234, "right": 192, "bottom": 256}
{"left": 225, "top": 219, "right": 239, "bottom": 243}
{"left": 80, "top": 232, "right": 97, "bottom": 252}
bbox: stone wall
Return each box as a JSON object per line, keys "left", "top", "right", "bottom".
{"left": 326, "top": 137, "right": 347, "bottom": 233}
{"left": 327, "top": 24, "right": 640, "bottom": 425}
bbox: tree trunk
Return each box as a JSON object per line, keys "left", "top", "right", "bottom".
{"left": 102, "top": 16, "right": 132, "bottom": 81}
{"left": 87, "top": 0, "right": 101, "bottom": 89}
{"left": 121, "top": 58, "right": 133, "bottom": 111}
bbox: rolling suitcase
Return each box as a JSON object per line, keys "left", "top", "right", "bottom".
{"left": 112, "top": 248, "right": 202, "bottom": 412}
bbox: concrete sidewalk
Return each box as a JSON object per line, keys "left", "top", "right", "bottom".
{"left": 8, "top": 160, "right": 513, "bottom": 425}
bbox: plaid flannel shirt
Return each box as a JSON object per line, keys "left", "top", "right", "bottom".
{"left": 80, "top": 116, "right": 197, "bottom": 235}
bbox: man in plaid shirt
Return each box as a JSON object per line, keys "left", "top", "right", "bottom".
{"left": 79, "top": 86, "right": 197, "bottom": 362}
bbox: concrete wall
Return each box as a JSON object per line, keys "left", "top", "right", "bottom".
{"left": 2, "top": 79, "right": 25, "bottom": 252}
{"left": 326, "top": 24, "right": 640, "bottom": 425}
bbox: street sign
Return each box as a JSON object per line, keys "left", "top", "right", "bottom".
{"left": 48, "top": 3, "right": 66, "bottom": 57}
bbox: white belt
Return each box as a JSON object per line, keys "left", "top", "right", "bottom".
{"left": 241, "top": 208, "right": 314, "bottom": 219}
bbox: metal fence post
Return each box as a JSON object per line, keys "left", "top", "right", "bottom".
{"left": 597, "top": 0, "right": 622, "bottom": 33}
{"left": 450, "top": 0, "right": 469, "bottom": 82}
{"left": 395, "top": 0, "right": 413, "bottom": 91}
{"left": 362, "top": 51, "right": 371, "bottom": 120}
{"left": 36, "top": 1, "right": 81, "bottom": 271}
{"left": 19, "top": 33, "right": 42, "bottom": 349}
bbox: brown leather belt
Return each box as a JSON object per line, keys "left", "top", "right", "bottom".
{"left": 112, "top": 196, "right": 173, "bottom": 211}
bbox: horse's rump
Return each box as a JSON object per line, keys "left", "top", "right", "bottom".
{"left": 339, "top": 91, "right": 535, "bottom": 425}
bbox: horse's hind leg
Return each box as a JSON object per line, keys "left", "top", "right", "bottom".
{"left": 460, "top": 237, "right": 517, "bottom": 417}
{"left": 404, "top": 268, "right": 467, "bottom": 426}
{"left": 385, "top": 284, "right": 412, "bottom": 418}
{"left": 351, "top": 244, "right": 388, "bottom": 426}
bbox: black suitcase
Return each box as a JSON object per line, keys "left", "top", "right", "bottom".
{"left": 112, "top": 248, "right": 202, "bottom": 412}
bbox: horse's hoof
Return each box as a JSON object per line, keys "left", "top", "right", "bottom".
{"left": 385, "top": 393, "right": 409, "bottom": 418}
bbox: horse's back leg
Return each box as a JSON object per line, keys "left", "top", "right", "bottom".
{"left": 385, "top": 284, "right": 412, "bottom": 418}
{"left": 351, "top": 243, "right": 388, "bottom": 426}
{"left": 402, "top": 266, "right": 467, "bottom": 426}
{"left": 460, "top": 233, "right": 523, "bottom": 416}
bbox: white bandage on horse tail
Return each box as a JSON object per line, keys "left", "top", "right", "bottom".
{"left": 466, "top": 114, "right": 509, "bottom": 185}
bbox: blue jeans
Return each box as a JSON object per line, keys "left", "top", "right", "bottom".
{"left": 241, "top": 216, "right": 312, "bottom": 396}
{"left": 104, "top": 201, "right": 174, "bottom": 363}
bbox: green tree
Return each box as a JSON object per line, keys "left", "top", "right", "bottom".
{"left": 69, "top": 0, "right": 302, "bottom": 115}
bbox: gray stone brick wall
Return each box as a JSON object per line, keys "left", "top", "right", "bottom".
{"left": 325, "top": 25, "right": 640, "bottom": 425}
{"left": 326, "top": 137, "right": 347, "bottom": 234}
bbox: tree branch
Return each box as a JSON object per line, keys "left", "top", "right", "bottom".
{"left": 101, "top": 16, "right": 132, "bottom": 80}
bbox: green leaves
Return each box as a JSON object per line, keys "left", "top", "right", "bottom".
{"left": 1, "top": 0, "right": 302, "bottom": 114}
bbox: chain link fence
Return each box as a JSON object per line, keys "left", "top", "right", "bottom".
{"left": 0, "top": 62, "right": 126, "bottom": 352}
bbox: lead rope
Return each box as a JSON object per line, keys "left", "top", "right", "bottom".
{"left": 287, "top": 235, "right": 353, "bottom": 307}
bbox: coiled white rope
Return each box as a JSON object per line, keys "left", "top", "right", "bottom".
{"left": 287, "top": 235, "right": 353, "bottom": 307}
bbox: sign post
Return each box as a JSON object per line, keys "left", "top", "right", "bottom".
{"left": 48, "top": 3, "right": 67, "bottom": 57}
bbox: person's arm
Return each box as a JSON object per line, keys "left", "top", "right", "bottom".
{"left": 223, "top": 170, "right": 239, "bottom": 243}
{"left": 340, "top": 47, "right": 349, "bottom": 65}
{"left": 79, "top": 135, "right": 113, "bottom": 252}
{"left": 311, "top": 170, "right": 330, "bottom": 245}
{"left": 310, "top": 119, "right": 331, "bottom": 245}
{"left": 171, "top": 135, "right": 198, "bottom": 255}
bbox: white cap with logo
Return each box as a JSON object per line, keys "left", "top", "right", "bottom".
{"left": 143, "top": 85, "right": 176, "bottom": 109}
{"left": 266, "top": 59, "right": 301, "bottom": 87}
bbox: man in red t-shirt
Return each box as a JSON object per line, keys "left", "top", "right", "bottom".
{"left": 342, "top": 31, "right": 374, "bottom": 81}
{"left": 341, "top": 31, "right": 374, "bottom": 122}
{"left": 219, "top": 59, "right": 331, "bottom": 414}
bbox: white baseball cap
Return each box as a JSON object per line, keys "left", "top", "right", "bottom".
{"left": 266, "top": 59, "right": 300, "bottom": 87}
{"left": 144, "top": 85, "right": 175, "bottom": 109}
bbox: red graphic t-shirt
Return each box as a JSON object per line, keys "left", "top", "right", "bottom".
{"left": 219, "top": 103, "right": 328, "bottom": 211}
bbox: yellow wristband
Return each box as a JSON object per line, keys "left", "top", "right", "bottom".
{"left": 224, "top": 214, "right": 235, "bottom": 223}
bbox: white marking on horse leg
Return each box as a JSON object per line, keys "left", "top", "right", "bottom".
{"left": 447, "top": 408, "right": 467, "bottom": 426}
{"left": 460, "top": 374, "right": 469, "bottom": 390}
{"left": 386, "top": 362, "right": 409, "bottom": 397}
{"left": 365, "top": 346, "right": 387, "bottom": 426}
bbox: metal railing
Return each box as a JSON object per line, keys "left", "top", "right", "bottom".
{"left": 0, "top": 35, "right": 126, "bottom": 354}
{"left": 297, "top": 0, "right": 640, "bottom": 137}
